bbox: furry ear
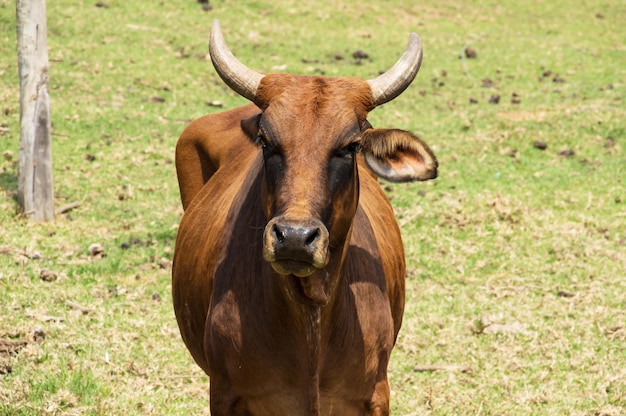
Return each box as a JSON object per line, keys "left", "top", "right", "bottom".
{"left": 361, "top": 128, "right": 438, "bottom": 182}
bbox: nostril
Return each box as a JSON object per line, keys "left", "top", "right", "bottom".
{"left": 273, "top": 224, "right": 286, "bottom": 243}
{"left": 305, "top": 228, "right": 320, "bottom": 246}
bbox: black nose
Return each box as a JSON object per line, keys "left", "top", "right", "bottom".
{"left": 271, "top": 222, "right": 321, "bottom": 260}
{"left": 263, "top": 216, "right": 330, "bottom": 269}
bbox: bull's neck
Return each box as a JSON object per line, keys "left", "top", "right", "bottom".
{"left": 277, "top": 234, "right": 352, "bottom": 416}
{"left": 303, "top": 303, "right": 321, "bottom": 416}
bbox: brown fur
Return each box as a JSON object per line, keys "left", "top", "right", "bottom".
{"left": 173, "top": 74, "right": 424, "bottom": 415}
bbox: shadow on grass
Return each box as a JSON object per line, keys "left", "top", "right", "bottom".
{"left": 0, "top": 170, "right": 18, "bottom": 205}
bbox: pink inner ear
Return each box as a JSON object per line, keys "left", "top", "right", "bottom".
{"left": 364, "top": 146, "right": 437, "bottom": 182}
{"left": 361, "top": 128, "right": 438, "bottom": 182}
{"left": 390, "top": 148, "right": 434, "bottom": 179}
{"left": 392, "top": 147, "right": 424, "bottom": 165}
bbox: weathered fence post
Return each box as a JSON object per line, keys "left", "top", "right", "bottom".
{"left": 16, "top": 0, "right": 55, "bottom": 221}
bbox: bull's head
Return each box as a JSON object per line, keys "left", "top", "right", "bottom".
{"left": 209, "top": 20, "right": 437, "bottom": 304}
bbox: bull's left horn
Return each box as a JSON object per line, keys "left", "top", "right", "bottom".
{"left": 367, "top": 33, "right": 423, "bottom": 107}
{"left": 209, "top": 20, "right": 263, "bottom": 102}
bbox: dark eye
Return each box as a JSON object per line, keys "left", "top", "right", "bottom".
{"left": 347, "top": 142, "right": 362, "bottom": 154}
{"left": 254, "top": 135, "right": 266, "bottom": 147}
{"left": 337, "top": 142, "right": 361, "bottom": 158}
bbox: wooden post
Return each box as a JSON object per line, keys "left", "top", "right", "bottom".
{"left": 16, "top": 0, "right": 55, "bottom": 221}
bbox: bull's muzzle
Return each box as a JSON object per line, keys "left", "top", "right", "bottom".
{"left": 262, "top": 216, "right": 329, "bottom": 277}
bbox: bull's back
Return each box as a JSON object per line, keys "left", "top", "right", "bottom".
{"left": 172, "top": 104, "right": 260, "bottom": 372}
{"left": 175, "top": 103, "right": 260, "bottom": 209}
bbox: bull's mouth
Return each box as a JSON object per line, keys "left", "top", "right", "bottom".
{"left": 268, "top": 261, "right": 329, "bottom": 305}
{"left": 270, "top": 260, "right": 318, "bottom": 278}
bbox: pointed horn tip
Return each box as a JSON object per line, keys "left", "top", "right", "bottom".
{"left": 367, "top": 32, "right": 424, "bottom": 107}
{"left": 207, "top": 20, "right": 263, "bottom": 103}
{"left": 209, "top": 19, "right": 222, "bottom": 47}
{"left": 408, "top": 33, "right": 423, "bottom": 56}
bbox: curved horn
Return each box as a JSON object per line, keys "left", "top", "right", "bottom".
{"left": 209, "top": 20, "right": 263, "bottom": 102}
{"left": 367, "top": 33, "right": 423, "bottom": 107}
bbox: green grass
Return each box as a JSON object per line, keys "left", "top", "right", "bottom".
{"left": 1, "top": 0, "right": 625, "bottom": 414}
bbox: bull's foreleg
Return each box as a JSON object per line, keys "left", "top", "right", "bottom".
{"left": 209, "top": 378, "right": 252, "bottom": 416}
{"left": 367, "top": 377, "right": 391, "bottom": 416}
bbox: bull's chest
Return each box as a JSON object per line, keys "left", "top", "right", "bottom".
{"left": 205, "top": 280, "right": 394, "bottom": 403}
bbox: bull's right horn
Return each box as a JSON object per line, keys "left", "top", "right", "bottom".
{"left": 367, "top": 33, "right": 423, "bottom": 107}
{"left": 209, "top": 20, "right": 263, "bottom": 102}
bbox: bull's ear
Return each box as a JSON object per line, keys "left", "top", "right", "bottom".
{"left": 361, "top": 128, "right": 438, "bottom": 182}
{"left": 240, "top": 114, "right": 262, "bottom": 142}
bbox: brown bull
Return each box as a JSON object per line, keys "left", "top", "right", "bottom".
{"left": 172, "top": 20, "right": 438, "bottom": 415}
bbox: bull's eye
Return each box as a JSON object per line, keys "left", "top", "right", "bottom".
{"left": 258, "top": 137, "right": 282, "bottom": 159}
{"left": 336, "top": 142, "right": 361, "bottom": 158}
{"left": 347, "top": 142, "right": 362, "bottom": 154}
{"left": 254, "top": 135, "right": 266, "bottom": 147}
{"left": 256, "top": 135, "right": 278, "bottom": 155}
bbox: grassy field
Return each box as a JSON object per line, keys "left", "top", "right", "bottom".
{"left": 1, "top": 0, "right": 625, "bottom": 414}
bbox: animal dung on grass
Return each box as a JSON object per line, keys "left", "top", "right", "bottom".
{"left": 464, "top": 47, "right": 477, "bottom": 59}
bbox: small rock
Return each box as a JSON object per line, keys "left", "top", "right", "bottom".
{"left": 206, "top": 100, "right": 224, "bottom": 107}
{"left": 39, "top": 268, "right": 58, "bottom": 282}
{"left": 31, "top": 328, "right": 46, "bottom": 343}
{"left": 158, "top": 257, "right": 172, "bottom": 270}
{"left": 108, "top": 285, "right": 126, "bottom": 296}
{"left": 88, "top": 243, "right": 105, "bottom": 258}
{"left": 504, "top": 149, "right": 518, "bottom": 158}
